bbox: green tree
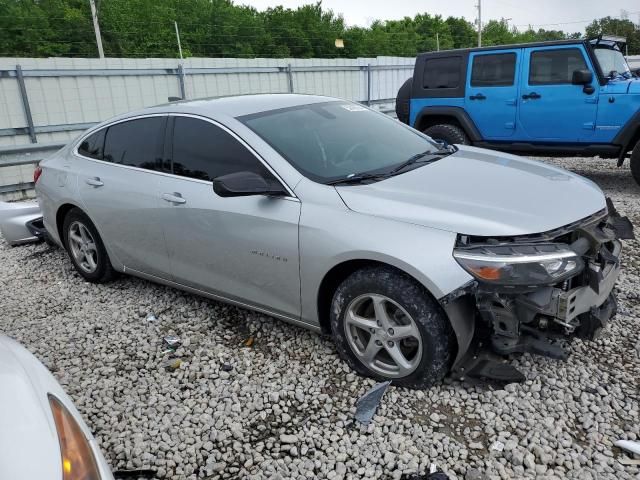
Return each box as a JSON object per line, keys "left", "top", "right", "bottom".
{"left": 585, "top": 17, "right": 639, "bottom": 54}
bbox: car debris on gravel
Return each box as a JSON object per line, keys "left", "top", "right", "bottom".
{"left": 0, "top": 157, "right": 639, "bottom": 479}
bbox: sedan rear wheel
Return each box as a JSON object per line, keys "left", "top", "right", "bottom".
{"left": 63, "top": 208, "right": 116, "bottom": 283}
{"left": 331, "top": 266, "right": 455, "bottom": 389}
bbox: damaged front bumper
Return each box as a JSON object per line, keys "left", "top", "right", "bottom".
{"left": 442, "top": 199, "right": 634, "bottom": 383}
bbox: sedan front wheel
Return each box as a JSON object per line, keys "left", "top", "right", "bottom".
{"left": 330, "top": 266, "right": 455, "bottom": 389}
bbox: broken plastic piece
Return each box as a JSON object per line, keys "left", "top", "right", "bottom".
{"left": 354, "top": 380, "right": 391, "bottom": 425}
{"left": 163, "top": 335, "right": 181, "bottom": 349}
{"left": 221, "top": 363, "right": 233, "bottom": 372}
{"left": 113, "top": 469, "right": 157, "bottom": 479}
{"left": 146, "top": 313, "right": 158, "bottom": 323}
{"left": 615, "top": 440, "right": 640, "bottom": 456}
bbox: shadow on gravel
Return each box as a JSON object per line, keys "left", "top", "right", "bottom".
{"left": 559, "top": 166, "right": 639, "bottom": 196}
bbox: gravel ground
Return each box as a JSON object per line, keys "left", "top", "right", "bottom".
{"left": 1, "top": 156, "right": 639, "bottom": 480}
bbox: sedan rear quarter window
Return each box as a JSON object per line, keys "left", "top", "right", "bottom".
{"left": 78, "top": 129, "right": 105, "bottom": 160}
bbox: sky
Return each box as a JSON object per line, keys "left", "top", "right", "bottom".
{"left": 238, "top": 0, "right": 640, "bottom": 32}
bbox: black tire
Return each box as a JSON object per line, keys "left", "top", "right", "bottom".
{"left": 330, "top": 266, "right": 455, "bottom": 389}
{"left": 424, "top": 123, "right": 469, "bottom": 146}
{"left": 395, "top": 77, "right": 413, "bottom": 125}
{"left": 631, "top": 140, "right": 640, "bottom": 186}
{"left": 62, "top": 208, "right": 116, "bottom": 283}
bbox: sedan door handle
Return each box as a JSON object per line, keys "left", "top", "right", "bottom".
{"left": 85, "top": 177, "right": 104, "bottom": 187}
{"left": 522, "top": 92, "right": 541, "bottom": 100}
{"left": 469, "top": 93, "right": 486, "bottom": 100}
{"left": 162, "top": 192, "right": 186, "bottom": 204}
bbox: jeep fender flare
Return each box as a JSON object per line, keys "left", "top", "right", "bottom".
{"left": 413, "top": 106, "right": 483, "bottom": 143}
{"left": 612, "top": 109, "right": 640, "bottom": 164}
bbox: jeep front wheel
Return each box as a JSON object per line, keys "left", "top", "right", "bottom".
{"left": 424, "top": 124, "right": 469, "bottom": 146}
{"left": 630, "top": 139, "right": 640, "bottom": 186}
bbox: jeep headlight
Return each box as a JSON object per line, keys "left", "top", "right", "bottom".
{"left": 453, "top": 244, "right": 583, "bottom": 286}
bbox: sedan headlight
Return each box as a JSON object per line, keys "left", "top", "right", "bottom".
{"left": 49, "top": 394, "right": 102, "bottom": 480}
{"left": 453, "top": 243, "right": 583, "bottom": 286}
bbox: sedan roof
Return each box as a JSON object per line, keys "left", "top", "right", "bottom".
{"left": 135, "top": 93, "right": 340, "bottom": 120}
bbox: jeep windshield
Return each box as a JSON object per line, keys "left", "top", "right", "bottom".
{"left": 593, "top": 45, "right": 631, "bottom": 78}
{"left": 239, "top": 101, "right": 447, "bottom": 184}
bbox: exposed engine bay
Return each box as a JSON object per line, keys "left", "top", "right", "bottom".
{"left": 443, "top": 198, "right": 635, "bottom": 383}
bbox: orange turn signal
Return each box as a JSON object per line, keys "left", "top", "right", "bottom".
{"left": 469, "top": 266, "right": 502, "bottom": 281}
{"left": 48, "top": 394, "right": 102, "bottom": 480}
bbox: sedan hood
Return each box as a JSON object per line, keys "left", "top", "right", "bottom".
{"left": 336, "top": 146, "right": 605, "bottom": 237}
{"left": 0, "top": 337, "right": 61, "bottom": 480}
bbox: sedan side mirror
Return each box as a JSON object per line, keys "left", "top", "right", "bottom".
{"left": 212, "top": 171, "right": 286, "bottom": 198}
{"left": 571, "top": 69, "right": 593, "bottom": 85}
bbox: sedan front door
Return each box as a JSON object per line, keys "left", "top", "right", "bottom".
{"left": 156, "top": 115, "right": 301, "bottom": 320}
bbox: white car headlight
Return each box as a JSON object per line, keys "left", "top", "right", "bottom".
{"left": 453, "top": 244, "right": 584, "bottom": 286}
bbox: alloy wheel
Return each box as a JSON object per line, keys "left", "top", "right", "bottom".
{"left": 67, "top": 221, "right": 98, "bottom": 274}
{"left": 344, "top": 293, "right": 423, "bottom": 378}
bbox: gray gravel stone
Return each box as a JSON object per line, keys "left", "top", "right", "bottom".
{"left": 1, "top": 156, "right": 638, "bottom": 480}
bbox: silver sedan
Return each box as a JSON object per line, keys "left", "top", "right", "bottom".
{"left": 36, "top": 94, "right": 628, "bottom": 388}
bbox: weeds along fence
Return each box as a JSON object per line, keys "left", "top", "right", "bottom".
{"left": 0, "top": 56, "right": 415, "bottom": 199}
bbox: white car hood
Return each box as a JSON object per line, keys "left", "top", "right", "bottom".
{"left": 0, "top": 337, "right": 62, "bottom": 480}
{"left": 336, "top": 146, "right": 606, "bottom": 237}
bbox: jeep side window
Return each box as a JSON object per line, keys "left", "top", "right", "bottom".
{"left": 471, "top": 53, "right": 516, "bottom": 87}
{"left": 423, "top": 56, "right": 461, "bottom": 89}
{"left": 529, "top": 48, "right": 588, "bottom": 85}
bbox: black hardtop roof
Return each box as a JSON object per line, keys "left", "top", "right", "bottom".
{"left": 417, "top": 38, "right": 587, "bottom": 58}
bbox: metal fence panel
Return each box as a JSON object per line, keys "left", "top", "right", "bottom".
{"left": 0, "top": 55, "right": 416, "bottom": 197}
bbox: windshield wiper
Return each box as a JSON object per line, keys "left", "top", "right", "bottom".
{"left": 388, "top": 147, "right": 455, "bottom": 175}
{"left": 326, "top": 172, "right": 389, "bottom": 186}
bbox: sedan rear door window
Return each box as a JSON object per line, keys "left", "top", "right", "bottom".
{"left": 103, "top": 117, "right": 165, "bottom": 170}
{"left": 171, "top": 116, "right": 270, "bottom": 182}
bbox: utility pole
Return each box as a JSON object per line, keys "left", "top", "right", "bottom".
{"left": 89, "top": 0, "right": 104, "bottom": 58}
{"left": 436, "top": 32, "right": 440, "bottom": 51}
{"left": 174, "top": 21, "right": 184, "bottom": 60}
{"left": 476, "top": 0, "right": 482, "bottom": 47}
{"left": 175, "top": 21, "right": 188, "bottom": 99}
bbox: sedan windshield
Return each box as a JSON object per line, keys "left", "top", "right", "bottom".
{"left": 594, "top": 47, "right": 631, "bottom": 77}
{"left": 239, "top": 101, "right": 442, "bottom": 184}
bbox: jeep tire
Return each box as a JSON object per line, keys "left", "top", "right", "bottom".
{"left": 330, "top": 266, "right": 455, "bottom": 389}
{"left": 631, "top": 139, "right": 640, "bottom": 186}
{"left": 424, "top": 124, "right": 469, "bottom": 146}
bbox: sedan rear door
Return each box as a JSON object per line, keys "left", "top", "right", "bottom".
{"left": 75, "top": 115, "right": 172, "bottom": 277}
{"left": 155, "top": 115, "right": 301, "bottom": 320}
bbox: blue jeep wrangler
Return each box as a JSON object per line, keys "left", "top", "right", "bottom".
{"left": 396, "top": 36, "right": 640, "bottom": 185}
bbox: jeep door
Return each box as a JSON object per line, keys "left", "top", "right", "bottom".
{"left": 75, "top": 115, "right": 173, "bottom": 277}
{"left": 465, "top": 49, "right": 520, "bottom": 139}
{"left": 156, "top": 115, "right": 301, "bottom": 320}
{"left": 518, "top": 46, "right": 598, "bottom": 141}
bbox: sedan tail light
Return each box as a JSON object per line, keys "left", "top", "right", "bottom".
{"left": 34, "top": 166, "right": 43, "bottom": 184}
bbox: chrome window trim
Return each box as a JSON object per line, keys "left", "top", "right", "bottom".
{"left": 72, "top": 112, "right": 299, "bottom": 201}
